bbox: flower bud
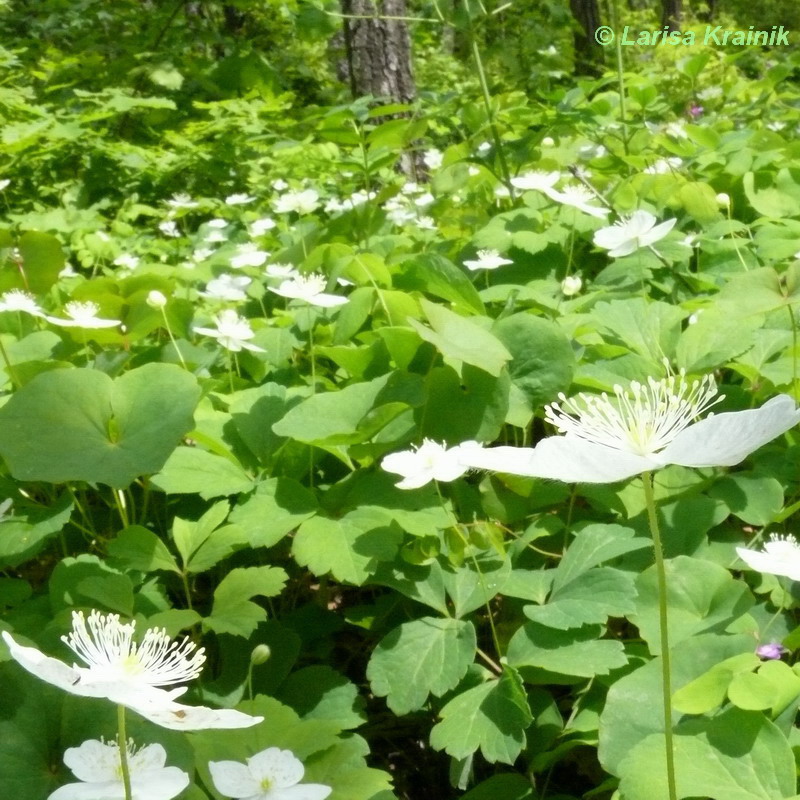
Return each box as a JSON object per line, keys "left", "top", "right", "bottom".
{"left": 146, "top": 290, "right": 168, "bottom": 309}
{"left": 561, "top": 275, "right": 583, "bottom": 297}
{"left": 541, "top": 136, "right": 555, "bottom": 147}
{"left": 250, "top": 644, "right": 271, "bottom": 665}
{"left": 715, "top": 192, "right": 730, "bottom": 207}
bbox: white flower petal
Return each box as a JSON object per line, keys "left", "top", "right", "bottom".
{"left": 63, "top": 741, "right": 120, "bottom": 783}
{"left": 2, "top": 632, "right": 85, "bottom": 695}
{"left": 131, "top": 767, "right": 190, "bottom": 800}
{"left": 49, "top": 778, "right": 127, "bottom": 800}
{"left": 276, "top": 785, "right": 333, "bottom": 800}
{"left": 131, "top": 697, "right": 263, "bottom": 731}
{"left": 209, "top": 759, "right": 262, "bottom": 797}
{"left": 657, "top": 394, "right": 800, "bottom": 468}
{"left": 248, "top": 747, "right": 304, "bottom": 788}
{"left": 737, "top": 535, "right": 800, "bottom": 581}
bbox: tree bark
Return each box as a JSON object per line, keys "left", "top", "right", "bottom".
{"left": 661, "top": 0, "right": 682, "bottom": 30}
{"left": 341, "top": 0, "right": 416, "bottom": 104}
{"left": 569, "top": 0, "right": 604, "bottom": 77}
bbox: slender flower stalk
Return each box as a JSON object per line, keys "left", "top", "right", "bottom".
{"left": 642, "top": 471, "right": 677, "bottom": 800}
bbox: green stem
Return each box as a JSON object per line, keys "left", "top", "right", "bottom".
{"left": 160, "top": 308, "right": 188, "bottom": 369}
{"left": 470, "top": 37, "right": 515, "bottom": 200}
{"left": 113, "top": 489, "right": 130, "bottom": 529}
{"left": 789, "top": 304, "right": 798, "bottom": 402}
{"left": 0, "top": 335, "right": 20, "bottom": 388}
{"left": 609, "top": 0, "right": 628, "bottom": 153}
{"left": 642, "top": 471, "right": 677, "bottom": 800}
{"left": 117, "top": 705, "right": 133, "bottom": 800}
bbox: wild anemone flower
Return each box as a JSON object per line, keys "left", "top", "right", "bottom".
{"left": 2, "top": 610, "right": 262, "bottom": 730}
{"left": 460, "top": 372, "right": 800, "bottom": 483}
{"left": 0, "top": 289, "right": 45, "bottom": 317}
{"left": 209, "top": 747, "right": 332, "bottom": 800}
{"left": 547, "top": 185, "right": 610, "bottom": 218}
{"left": 201, "top": 274, "right": 252, "bottom": 302}
{"left": 382, "top": 439, "right": 484, "bottom": 489}
{"left": 268, "top": 274, "right": 347, "bottom": 308}
{"left": 49, "top": 739, "right": 189, "bottom": 800}
{"left": 509, "top": 170, "right": 560, "bottom": 193}
{"left": 46, "top": 301, "right": 121, "bottom": 329}
{"left": 230, "top": 243, "right": 270, "bottom": 269}
{"left": 463, "top": 249, "right": 513, "bottom": 272}
{"left": 593, "top": 210, "right": 677, "bottom": 257}
{"left": 194, "top": 309, "right": 265, "bottom": 353}
{"left": 273, "top": 189, "right": 319, "bottom": 215}
{"left": 737, "top": 534, "right": 800, "bottom": 582}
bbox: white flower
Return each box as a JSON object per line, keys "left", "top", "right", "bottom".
{"left": 274, "top": 189, "right": 319, "bottom": 215}
{"left": 541, "top": 136, "right": 555, "bottom": 147}
{"left": 0, "top": 179, "right": 10, "bottom": 191}
{"left": 577, "top": 143, "right": 606, "bottom": 160}
{"left": 249, "top": 217, "right": 277, "bottom": 236}
{"left": 548, "top": 185, "right": 610, "bottom": 218}
{"left": 113, "top": 253, "right": 140, "bottom": 270}
{"left": 202, "top": 274, "right": 252, "bottom": 302}
{"left": 463, "top": 249, "right": 513, "bottom": 272}
{"left": 400, "top": 181, "right": 420, "bottom": 195}
{"left": 166, "top": 193, "right": 199, "bottom": 210}
{"left": 682, "top": 233, "right": 699, "bottom": 248}
{"left": 230, "top": 243, "right": 270, "bottom": 269}
{"left": 47, "top": 301, "right": 121, "bottom": 329}
{"left": 382, "top": 439, "right": 484, "bottom": 490}
{"left": 494, "top": 186, "right": 511, "bottom": 199}
{"left": 146, "top": 290, "right": 168, "bottom": 310}
{"left": 593, "top": 210, "right": 677, "bottom": 257}
{"left": 226, "top": 193, "right": 256, "bottom": 206}
{"left": 272, "top": 178, "right": 289, "bottom": 192}
{"left": 459, "top": 373, "right": 800, "bottom": 483}
{"left": 716, "top": 192, "right": 730, "bottom": 207}
{"left": 697, "top": 86, "right": 722, "bottom": 101}
{"left": 416, "top": 216, "right": 436, "bottom": 231}
{"left": 207, "top": 218, "right": 229, "bottom": 229}
{"left": 423, "top": 149, "right": 443, "bottom": 170}
{"left": 192, "top": 247, "right": 215, "bottom": 263}
{"left": 158, "top": 221, "right": 180, "bottom": 238}
{"left": 643, "top": 157, "right": 682, "bottom": 175}
{"left": 265, "top": 264, "right": 300, "bottom": 280}
{"left": 737, "top": 534, "right": 800, "bottom": 581}
{"left": 49, "top": 740, "right": 189, "bottom": 800}
{"left": 59, "top": 264, "right": 78, "bottom": 278}
{"left": 205, "top": 229, "right": 228, "bottom": 243}
{"left": 561, "top": 275, "right": 583, "bottom": 296}
{"left": 476, "top": 141, "right": 491, "bottom": 154}
{"left": 194, "top": 309, "right": 265, "bottom": 352}
{"left": 209, "top": 747, "right": 331, "bottom": 800}
{"left": 414, "top": 192, "right": 435, "bottom": 208}
{"left": 665, "top": 120, "right": 688, "bottom": 139}
{"left": 2, "top": 610, "right": 263, "bottom": 731}
{"left": 510, "top": 171, "right": 560, "bottom": 193}
{"left": 0, "top": 289, "right": 45, "bottom": 317}
{"left": 268, "top": 274, "right": 348, "bottom": 308}
{"left": 324, "top": 198, "right": 345, "bottom": 214}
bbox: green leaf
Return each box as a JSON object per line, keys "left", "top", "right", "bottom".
{"left": 744, "top": 170, "right": 800, "bottom": 218}
{"left": 618, "top": 708, "right": 796, "bottom": 800}
{"left": 443, "top": 557, "right": 510, "bottom": 618}
{"left": 204, "top": 566, "right": 288, "bottom": 637}
{"left": 492, "top": 313, "right": 575, "bottom": 410}
{"left": 229, "top": 478, "right": 318, "bottom": 548}
{"left": 16, "top": 231, "right": 64, "bottom": 294}
{"left": 552, "top": 523, "right": 649, "bottom": 591}
{"left": 525, "top": 567, "right": 637, "bottom": 629}
{"left": 229, "top": 383, "right": 294, "bottom": 465}
{"left": 395, "top": 252, "right": 484, "bottom": 314}
{"left": 672, "top": 653, "right": 761, "bottom": 715}
{"left": 709, "top": 473, "right": 784, "bottom": 526}
{"left": 678, "top": 181, "right": 721, "bottom": 224}
{"left": 728, "top": 660, "right": 800, "bottom": 714}
{"left": 272, "top": 374, "right": 392, "bottom": 445}
{"left": 460, "top": 774, "right": 535, "bottom": 800}
{"left": 0, "top": 494, "right": 73, "bottom": 568}
{"left": 293, "top": 508, "right": 403, "bottom": 585}
{"left": 631, "top": 556, "right": 754, "bottom": 654}
{"left": 676, "top": 308, "right": 761, "bottom": 373}
{"left": 430, "top": 666, "right": 532, "bottom": 764}
{"left": 592, "top": 298, "right": 684, "bottom": 362}
{"left": 107, "top": 525, "right": 180, "bottom": 574}
{"left": 367, "top": 617, "right": 476, "bottom": 714}
{"left": 150, "top": 446, "right": 255, "bottom": 499}
{"left": 408, "top": 298, "right": 511, "bottom": 377}
{"left": 277, "top": 666, "right": 365, "bottom": 729}
{"left": 507, "top": 622, "right": 628, "bottom": 678}
{"left": 0, "top": 364, "right": 199, "bottom": 488}
{"left": 598, "top": 633, "right": 755, "bottom": 774}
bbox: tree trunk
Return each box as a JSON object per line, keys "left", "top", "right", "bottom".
{"left": 341, "top": 0, "right": 416, "bottom": 104}
{"left": 661, "top": 0, "right": 681, "bottom": 30}
{"left": 569, "top": 0, "right": 604, "bottom": 77}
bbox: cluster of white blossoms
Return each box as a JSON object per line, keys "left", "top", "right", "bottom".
{"left": 3, "top": 611, "right": 331, "bottom": 799}
{"left": 194, "top": 309, "right": 266, "bottom": 353}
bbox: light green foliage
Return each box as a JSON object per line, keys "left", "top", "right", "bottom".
{"left": 367, "top": 617, "right": 476, "bottom": 714}
{"left": 0, "top": 364, "right": 199, "bottom": 487}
